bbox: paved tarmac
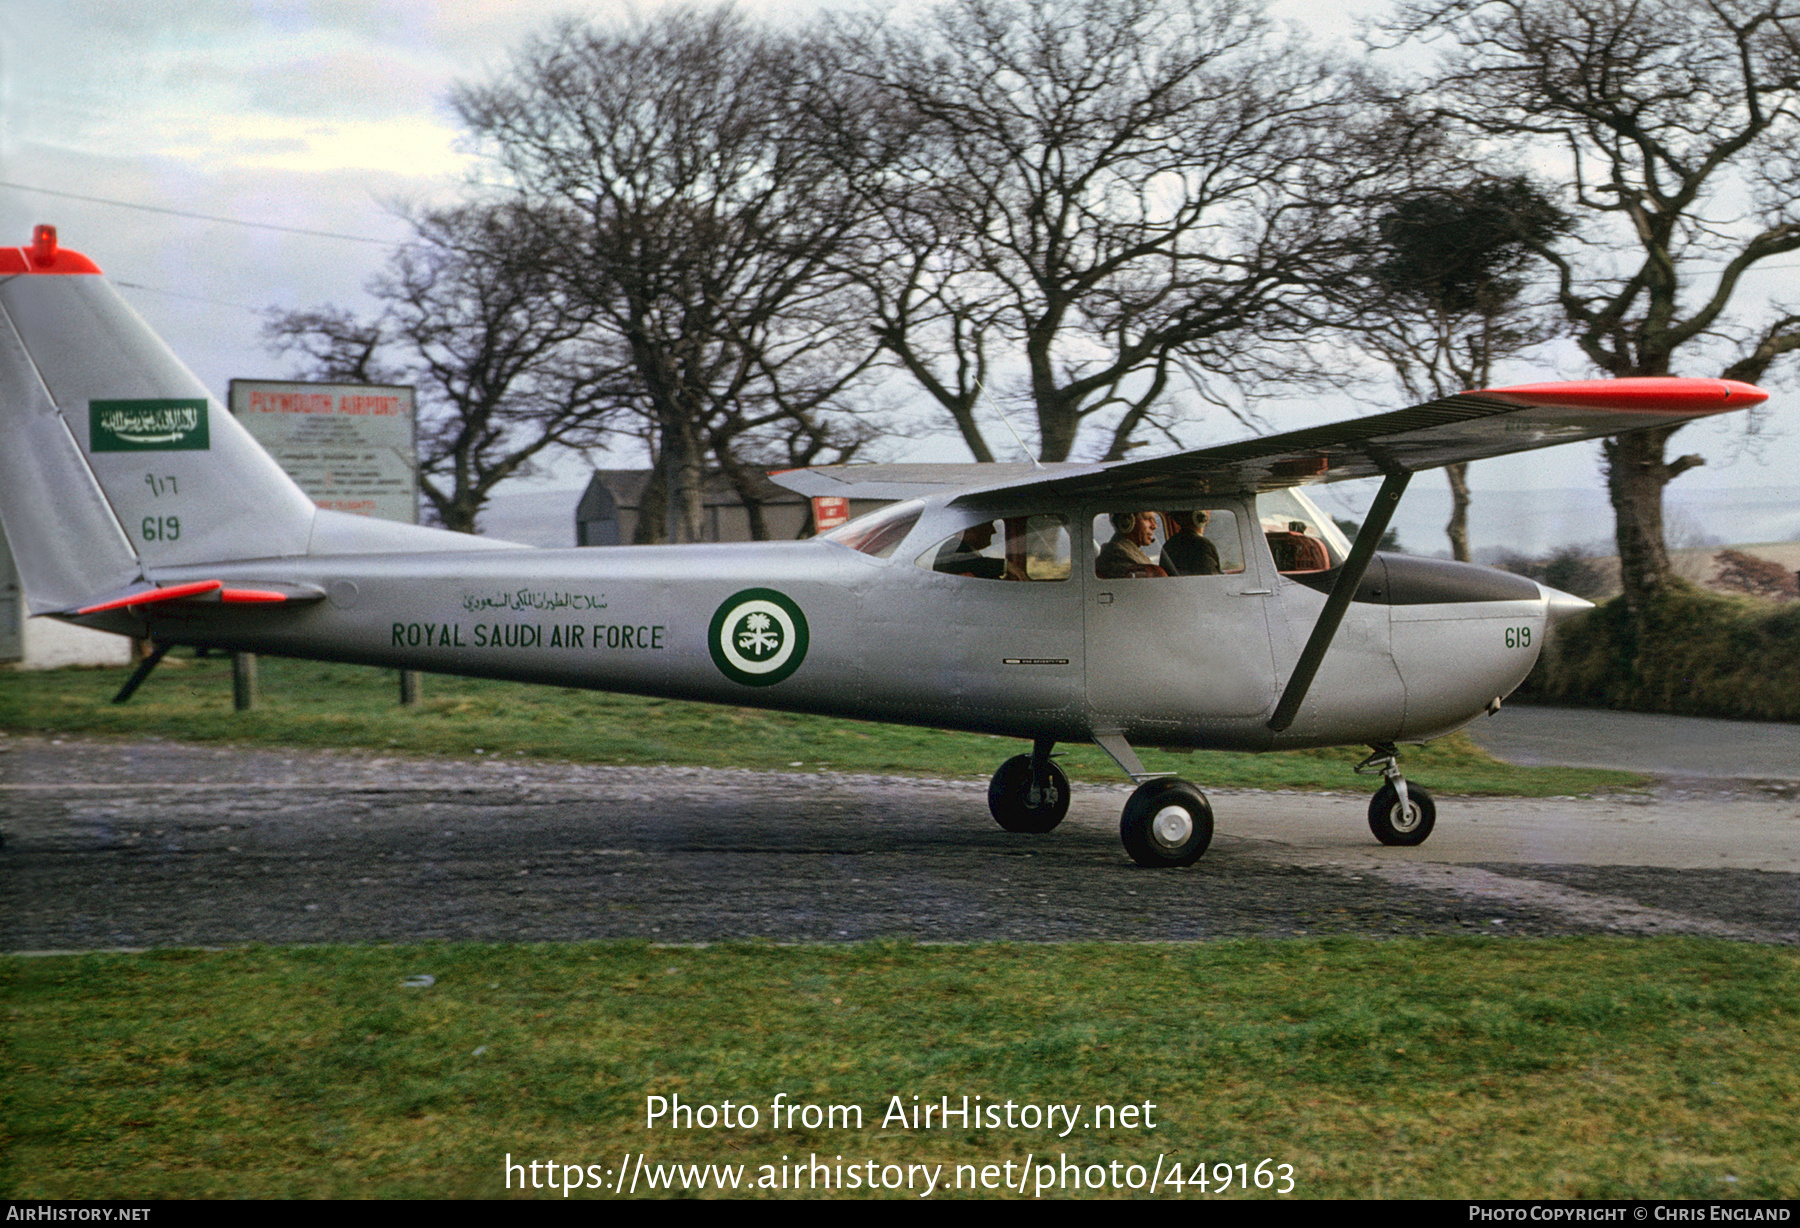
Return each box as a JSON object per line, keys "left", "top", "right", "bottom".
{"left": 1467, "top": 702, "right": 1798, "bottom": 780}
{"left": 3, "top": 727, "right": 1795, "bottom": 952}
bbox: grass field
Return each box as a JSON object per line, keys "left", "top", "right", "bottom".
{"left": 6, "top": 939, "right": 1797, "bottom": 1199}
{"left": 9, "top": 658, "right": 1784, "bottom": 1201}
{"left": 0, "top": 652, "right": 1641, "bottom": 797}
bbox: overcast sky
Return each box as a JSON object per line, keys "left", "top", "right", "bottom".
{"left": 2, "top": 0, "right": 1794, "bottom": 551}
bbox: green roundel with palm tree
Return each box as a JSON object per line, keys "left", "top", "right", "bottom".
{"left": 708, "top": 588, "right": 809, "bottom": 687}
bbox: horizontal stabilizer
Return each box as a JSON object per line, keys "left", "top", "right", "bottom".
{"left": 75, "top": 580, "right": 327, "bottom": 615}
{"left": 77, "top": 580, "right": 223, "bottom": 614}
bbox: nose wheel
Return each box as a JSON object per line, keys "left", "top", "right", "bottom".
{"left": 1356, "top": 743, "right": 1436, "bottom": 846}
{"left": 1367, "top": 781, "right": 1436, "bottom": 845}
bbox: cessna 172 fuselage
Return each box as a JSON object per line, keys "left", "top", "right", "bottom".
{"left": 0, "top": 227, "right": 1768, "bottom": 865}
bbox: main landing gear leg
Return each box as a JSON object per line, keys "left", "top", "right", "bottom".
{"left": 1094, "top": 732, "right": 1214, "bottom": 867}
{"left": 988, "top": 737, "right": 1070, "bottom": 833}
{"left": 1355, "top": 742, "right": 1436, "bottom": 846}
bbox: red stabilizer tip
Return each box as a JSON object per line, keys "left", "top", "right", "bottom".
{"left": 220, "top": 589, "right": 290, "bottom": 603}
{"left": 77, "top": 580, "right": 224, "bottom": 615}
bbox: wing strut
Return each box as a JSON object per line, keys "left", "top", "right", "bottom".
{"left": 1268, "top": 468, "right": 1413, "bottom": 733}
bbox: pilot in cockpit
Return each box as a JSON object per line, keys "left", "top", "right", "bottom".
{"left": 932, "top": 521, "right": 1009, "bottom": 579}
{"left": 1095, "top": 511, "right": 1167, "bottom": 579}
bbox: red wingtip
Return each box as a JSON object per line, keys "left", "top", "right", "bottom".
{"left": 1471, "top": 377, "right": 1769, "bottom": 414}
{"left": 0, "top": 225, "right": 104, "bottom": 275}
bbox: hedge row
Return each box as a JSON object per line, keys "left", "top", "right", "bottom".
{"left": 1520, "top": 585, "right": 1800, "bottom": 722}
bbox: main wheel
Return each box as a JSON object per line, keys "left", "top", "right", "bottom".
{"left": 1368, "top": 782, "right": 1435, "bottom": 846}
{"left": 988, "top": 754, "right": 1071, "bottom": 833}
{"left": 1119, "top": 779, "right": 1213, "bottom": 867}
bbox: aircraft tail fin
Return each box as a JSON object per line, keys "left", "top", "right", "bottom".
{"left": 0, "top": 229, "right": 326, "bottom": 614}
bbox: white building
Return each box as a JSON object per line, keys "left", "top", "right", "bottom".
{"left": 0, "top": 523, "right": 132, "bottom": 668}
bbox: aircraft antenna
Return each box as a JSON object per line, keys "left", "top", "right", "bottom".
{"left": 975, "top": 381, "right": 1043, "bottom": 469}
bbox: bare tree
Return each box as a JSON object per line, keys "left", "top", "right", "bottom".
{"left": 1382, "top": 0, "right": 1800, "bottom": 611}
{"left": 266, "top": 201, "right": 619, "bottom": 534}
{"left": 1353, "top": 177, "right": 1570, "bottom": 559}
{"left": 453, "top": 7, "right": 880, "bottom": 543}
{"left": 263, "top": 307, "right": 391, "bottom": 387}
{"left": 828, "top": 0, "right": 1396, "bottom": 463}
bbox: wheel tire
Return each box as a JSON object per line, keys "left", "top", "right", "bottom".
{"left": 1368, "top": 782, "right": 1436, "bottom": 846}
{"left": 988, "top": 754, "right": 1070, "bottom": 833}
{"left": 1119, "top": 778, "right": 1213, "bottom": 867}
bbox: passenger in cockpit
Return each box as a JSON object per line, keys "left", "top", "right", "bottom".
{"left": 932, "top": 521, "right": 1008, "bottom": 579}
{"left": 1160, "top": 509, "right": 1221, "bottom": 576}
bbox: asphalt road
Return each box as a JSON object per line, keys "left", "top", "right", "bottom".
{"left": 3, "top": 719, "right": 1796, "bottom": 952}
{"left": 1468, "top": 702, "right": 1799, "bottom": 780}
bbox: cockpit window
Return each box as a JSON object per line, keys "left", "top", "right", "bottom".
{"left": 1161, "top": 508, "right": 1244, "bottom": 575}
{"left": 1091, "top": 509, "right": 1245, "bottom": 579}
{"left": 918, "top": 514, "right": 1070, "bottom": 581}
{"left": 824, "top": 500, "right": 922, "bottom": 558}
{"left": 1255, "top": 488, "right": 1350, "bottom": 573}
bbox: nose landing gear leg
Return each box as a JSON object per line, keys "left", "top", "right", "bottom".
{"left": 1356, "top": 742, "right": 1436, "bottom": 846}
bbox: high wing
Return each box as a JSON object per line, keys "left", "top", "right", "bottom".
{"left": 767, "top": 461, "right": 1078, "bottom": 502}
{"left": 769, "top": 379, "right": 1768, "bottom": 505}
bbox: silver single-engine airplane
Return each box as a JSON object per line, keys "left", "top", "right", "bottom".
{"left": 0, "top": 227, "right": 1772, "bottom": 865}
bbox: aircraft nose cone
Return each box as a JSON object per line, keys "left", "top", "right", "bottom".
{"left": 1539, "top": 583, "right": 1594, "bottom": 627}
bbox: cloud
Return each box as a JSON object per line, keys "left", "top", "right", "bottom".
{"left": 197, "top": 116, "right": 471, "bottom": 176}
{"left": 244, "top": 52, "right": 443, "bottom": 121}
{"left": 222, "top": 135, "right": 313, "bottom": 157}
